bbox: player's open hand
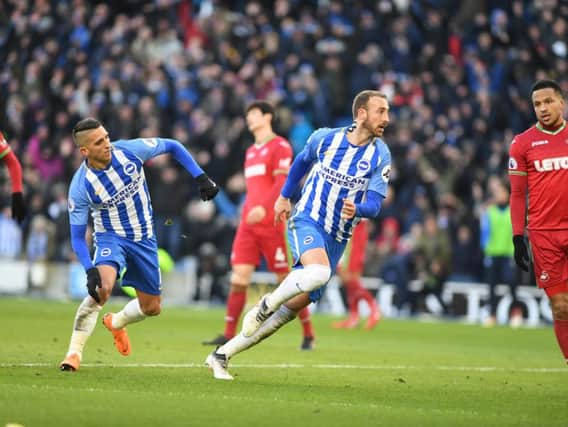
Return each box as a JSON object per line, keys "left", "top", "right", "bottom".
{"left": 86, "top": 267, "right": 102, "bottom": 303}
{"left": 274, "top": 195, "right": 291, "bottom": 224}
{"left": 246, "top": 205, "right": 266, "bottom": 225}
{"left": 341, "top": 199, "right": 356, "bottom": 219}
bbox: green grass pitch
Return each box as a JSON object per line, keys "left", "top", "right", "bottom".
{"left": 0, "top": 297, "right": 566, "bottom": 426}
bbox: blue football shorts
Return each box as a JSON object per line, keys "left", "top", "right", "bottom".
{"left": 287, "top": 216, "right": 347, "bottom": 302}
{"left": 93, "top": 233, "right": 162, "bottom": 295}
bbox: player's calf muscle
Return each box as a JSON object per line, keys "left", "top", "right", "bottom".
{"left": 551, "top": 293, "right": 568, "bottom": 319}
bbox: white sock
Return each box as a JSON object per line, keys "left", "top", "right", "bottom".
{"left": 266, "top": 265, "right": 331, "bottom": 310}
{"left": 66, "top": 297, "right": 102, "bottom": 357}
{"left": 111, "top": 298, "right": 146, "bottom": 329}
{"left": 218, "top": 305, "right": 296, "bottom": 358}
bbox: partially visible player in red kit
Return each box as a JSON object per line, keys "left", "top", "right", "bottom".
{"left": 509, "top": 79, "right": 568, "bottom": 363}
{"left": 203, "top": 101, "right": 316, "bottom": 350}
{"left": 0, "top": 131, "right": 26, "bottom": 224}
{"left": 332, "top": 219, "right": 381, "bottom": 330}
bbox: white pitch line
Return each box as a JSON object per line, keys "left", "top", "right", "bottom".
{"left": 1, "top": 362, "right": 567, "bottom": 373}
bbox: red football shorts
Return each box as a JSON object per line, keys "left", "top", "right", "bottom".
{"left": 337, "top": 220, "right": 369, "bottom": 274}
{"left": 231, "top": 222, "right": 289, "bottom": 273}
{"left": 528, "top": 229, "right": 568, "bottom": 297}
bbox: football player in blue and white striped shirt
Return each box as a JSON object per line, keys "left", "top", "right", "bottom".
{"left": 60, "top": 118, "right": 218, "bottom": 372}
{"left": 206, "top": 90, "right": 391, "bottom": 380}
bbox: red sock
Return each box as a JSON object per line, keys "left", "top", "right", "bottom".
{"left": 348, "top": 278, "right": 378, "bottom": 314}
{"left": 223, "top": 289, "right": 247, "bottom": 339}
{"left": 298, "top": 307, "right": 314, "bottom": 338}
{"left": 343, "top": 280, "right": 359, "bottom": 317}
{"left": 553, "top": 319, "right": 568, "bottom": 362}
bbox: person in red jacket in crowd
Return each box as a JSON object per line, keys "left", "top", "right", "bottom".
{"left": 0, "top": 131, "right": 26, "bottom": 224}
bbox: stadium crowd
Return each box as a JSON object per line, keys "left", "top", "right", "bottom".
{"left": 1, "top": 0, "right": 567, "bottom": 313}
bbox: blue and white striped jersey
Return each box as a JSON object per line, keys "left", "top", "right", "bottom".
{"left": 68, "top": 138, "right": 171, "bottom": 241}
{"left": 293, "top": 127, "right": 391, "bottom": 243}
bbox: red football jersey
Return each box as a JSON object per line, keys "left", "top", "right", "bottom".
{"left": 242, "top": 135, "right": 292, "bottom": 226}
{"left": 509, "top": 122, "right": 568, "bottom": 230}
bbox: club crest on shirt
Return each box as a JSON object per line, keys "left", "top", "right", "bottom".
{"left": 100, "top": 248, "right": 112, "bottom": 257}
{"left": 303, "top": 235, "right": 314, "bottom": 245}
{"left": 357, "top": 160, "right": 370, "bottom": 172}
{"left": 123, "top": 161, "right": 136, "bottom": 176}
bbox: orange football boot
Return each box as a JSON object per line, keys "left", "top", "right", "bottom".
{"left": 59, "top": 353, "right": 81, "bottom": 372}
{"left": 102, "top": 313, "right": 131, "bottom": 356}
{"left": 331, "top": 316, "right": 359, "bottom": 329}
{"left": 364, "top": 309, "right": 381, "bottom": 330}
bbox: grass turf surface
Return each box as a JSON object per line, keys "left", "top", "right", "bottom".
{"left": 0, "top": 297, "right": 566, "bottom": 426}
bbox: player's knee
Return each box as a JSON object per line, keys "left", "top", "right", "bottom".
{"left": 140, "top": 302, "right": 161, "bottom": 316}
{"left": 230, "top": 272, "right": 251, "bottom": 288}
{"left": 304, "top": 264, "right": 332, "bottom": 289}
{"left": 98, "top": 280, "right": 114, "bottom": 303}
{"left": 551, "top": 295, "right": 568, "bottom": 320}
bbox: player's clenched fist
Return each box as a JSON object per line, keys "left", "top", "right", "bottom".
{"left": 11, "top": 192, "right": 26, "bottom": 224}
{"left": 86, "top": 267, "right": 102, "bottom": 303}
{"left": 274, "top": 195, "right": 291, "bottom": 224}
{"left": 341, "top": 198, "right": 356, "bottom": 219}
{"left": 196, "top": 173, "right": 219, "bottom": 201}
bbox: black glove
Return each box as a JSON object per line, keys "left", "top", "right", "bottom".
{"left": 196, "top": 173, "right": 219, "bottom": 201}
{"left": 11, "top": 192, "right": 26, "bottom": 224}
{"left": 512, "top": 235, "right": 529, "bottom": 272}
{"left": 86, "top": 267, "right": 102, "bottom": 303}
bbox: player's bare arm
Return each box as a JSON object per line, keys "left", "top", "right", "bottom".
{"left": 248, "top": 168, "right": 289, "bottom": 224}
{"left": 245, "top": 205, "right": 266, "bottom": 224}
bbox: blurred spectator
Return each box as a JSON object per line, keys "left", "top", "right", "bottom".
{"left": 194, "top": 242, "right": 229, "bottom": 304}
{"left": 26, "top": 214, "right": 56, "bottom": 262}
{"left": 479, "top": 177, "right": 521, "bottom": 327}
{"left": 0, "top": 205, "right": 22, "bottom": 258}
{"left": 151, "top": 165, "right": 189, "bottom": 260}
{"left": 412, "top": 213, "right": 452, "bottom": 316}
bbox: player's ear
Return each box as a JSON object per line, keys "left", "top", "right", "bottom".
{"left": 79, "top": 146, "right": 89, "bottom": 157}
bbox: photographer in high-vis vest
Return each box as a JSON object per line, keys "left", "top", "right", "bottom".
{"left": 480, "top": 177, "right": 522, "bottom": 327}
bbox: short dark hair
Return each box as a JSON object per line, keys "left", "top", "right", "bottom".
{"left": 530, "top": 79, "right": 564, "bottom": 98}
{"left": 245, "top": 100, "right": 275, "bottom": 121}
{"left": 72, "top": 118, "right": 102, "bottom": 146}
{"left": 72, "top": 118, "right": 102, "bottom": 141}
{"left": 352, "top": 90, "right": 387, "bottom": 119}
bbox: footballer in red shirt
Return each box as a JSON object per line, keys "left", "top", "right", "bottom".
{"left": 203, "top": 101, "right": 315, "bottom": 349}
{"left": 332, "top": 219, "right": 381, "bottom": 330}
{"left": 0, "top": 131, "right": 26, "bottom": 223}
{"left": 508, "top": 79, "right": 568, "bottom": 362}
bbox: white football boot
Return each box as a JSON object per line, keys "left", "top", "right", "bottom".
{"left": 205, "top": 350, "right": 233, "bottom": 381}
{"left": 241, "top": 293, "right": 274, "bottom": 337}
